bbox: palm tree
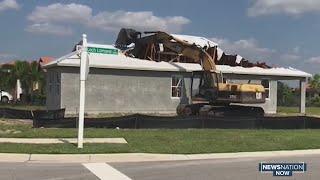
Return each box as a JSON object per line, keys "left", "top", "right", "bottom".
{"left": 14, "top": 61, "right": 30, "bottom": 86}
{"left": 13, "top": 61, "right": 31, "bottom": 101}
{"left": 1, "top": 60, "right": 46, "bottom": 103}
{"left": 0, "top": 63, "right": 16, "bottom": 95}
{"left": 29, "top": 61, "right": 45, "bottom": 99}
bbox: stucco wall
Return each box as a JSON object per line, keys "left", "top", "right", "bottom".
{"left": 46, "top": 66, "right": 283, "bottom": 115}
{"left": 52, "top": 67, "right": 192, "bottom": 114}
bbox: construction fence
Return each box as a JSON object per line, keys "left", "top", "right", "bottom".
{"left": 33, "top": 114, "right": 320, "bottom": 129}
{"left": 1, "top": 107, "right": 320, "bottom": 129}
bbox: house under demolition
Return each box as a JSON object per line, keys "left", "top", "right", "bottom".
{"left": 44, "top": 30, "right": 311, "bottom": 115}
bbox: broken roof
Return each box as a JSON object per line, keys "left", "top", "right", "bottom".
{"left": 171, "top": 34, "right": 218, "bottom": 48}
{"left": 115, "top": 29, "right": 272, "bottom": 69}
{"left": 171, "top": 34, "right": 224, "bottom": 60}
{"left": 44, "top": 44, "right": 311, "bottom": 78}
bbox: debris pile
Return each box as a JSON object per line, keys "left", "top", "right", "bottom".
{"left": 115, "top": 28, "right": 271, "bottom": 69}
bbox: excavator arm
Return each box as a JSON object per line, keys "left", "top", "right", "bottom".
{"left": 149, "top": 31, "right": 217, "bottom": 71}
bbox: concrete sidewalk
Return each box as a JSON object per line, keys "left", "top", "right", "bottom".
{"left": 0, "top": 138, "right": 127, "bottom": 144}
{"left": 1, "top": 149, "right": 320, "bottom": 163}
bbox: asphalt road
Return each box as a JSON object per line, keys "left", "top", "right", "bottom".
{"left": 1, "top": 154, "right": 320, "bottom": 180}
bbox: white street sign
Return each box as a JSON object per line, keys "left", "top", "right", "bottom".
{"left": 78, "top": 34, "right": 89, "bottom": 148}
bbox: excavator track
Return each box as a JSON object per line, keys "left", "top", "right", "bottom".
{"left": 177, "top": 104, "right": 264, "bottom": 118}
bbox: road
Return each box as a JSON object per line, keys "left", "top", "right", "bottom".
{"left": 1, "top": 154, "right": 320, "bottom": 180}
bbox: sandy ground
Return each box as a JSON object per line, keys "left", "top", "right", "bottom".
{"left": 0, "top": 119, "right": 32, "bottom": 125}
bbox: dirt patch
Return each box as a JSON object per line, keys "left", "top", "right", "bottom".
{"left": 0, "top": 119, "right": 33, "bottom": 125}
{"left": 0, "top": 129, "right": 22, "bottom": 134}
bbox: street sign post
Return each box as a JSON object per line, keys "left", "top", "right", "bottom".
{"left": 77, "top": 35, "right": 117, "bottom": 148}
{"left": 78, "top": 34, "right": 89, "bottom": 148}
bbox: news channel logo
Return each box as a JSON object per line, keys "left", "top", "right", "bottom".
{"left": 259, "top": 162, "right": 307, "bottom": 176}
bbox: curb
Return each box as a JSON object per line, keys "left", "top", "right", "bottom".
{"left": 0, "top": 138, "right": 127, "bottom": 144}
{"left": 1, "top": 149, "right": 320, "bottom": 163}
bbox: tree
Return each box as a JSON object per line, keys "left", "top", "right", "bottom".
{"left": 29, "top": 61, "right": 45, "bottom": 98}
{"left": 14, "top": 61, "right": 31, "bottom": 91}
{"left": 310, "top": 74, "right": 320, "bottom": 90}
{"left": 0, "top": 64, "right": 16, "bottom": 92}
{"left": 0, "top": 60, "right": 46, "bottom": 103}
{"left": 309, "top": 74, "right": 320, "bottom": 107}
{"left": 277, "top": 81, "right": 298, "bottom": 106}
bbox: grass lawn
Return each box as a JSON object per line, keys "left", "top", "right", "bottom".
{"left": 278, "top": 106, "right": 320, "bottom": 116}
{"left": 0, "top": 104, "right": 45, "bottom": 110}
{"left": 1, "top": 120, "right": 320, "bottom": 154}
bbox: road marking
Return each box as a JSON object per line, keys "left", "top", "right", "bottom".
{"left": 83, "top": 163, "right": 131, "bottom": 180}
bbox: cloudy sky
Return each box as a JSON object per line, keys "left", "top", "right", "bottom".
{"left": 0, "top": 0, "right": 319, "bottom": 74}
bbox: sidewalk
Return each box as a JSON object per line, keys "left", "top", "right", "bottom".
{"left": 1, "top": 149, "right": 320, "bottom": 163}
{"left": 0, "top": 138, "right": 127, "bottom": 144}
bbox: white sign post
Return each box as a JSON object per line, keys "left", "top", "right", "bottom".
{"left": 78, "top": 34, "right": 89, "bottom": 148}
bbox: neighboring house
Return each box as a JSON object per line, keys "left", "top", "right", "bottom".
{"left": 43, "top": 40, "right": 311, "bottom": 115}
{"left": 34, "top": 56, "right": 54, "bottom": 92}
{"left": 38, "top": 56, "right": 54, "bottom": 72}
{"left": 0, "top": 61, "right": 15, "bottom": 71}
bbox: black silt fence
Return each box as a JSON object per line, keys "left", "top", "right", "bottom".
{"left": 32, "top": 114, "right": 320, "bottom": 129}
{"left": 0, "top": 108, "right": 33, "bottom": 119}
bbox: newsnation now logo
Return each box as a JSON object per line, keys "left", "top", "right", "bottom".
{"left": 259, "top": 162, "right": 307, "bottom": 176}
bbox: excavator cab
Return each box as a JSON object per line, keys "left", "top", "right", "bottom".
{"left": 192, "top": 71, "right": 219, "bottom": 103}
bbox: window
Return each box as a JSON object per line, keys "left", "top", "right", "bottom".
{"left": 261, "top": 79, "right": 270, "bottom": 99}
{"left": 171, "top": 76, "right": 183, "bottom": 98}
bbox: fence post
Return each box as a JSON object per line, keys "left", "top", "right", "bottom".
{"left": 201, "top": 117, "right": 204, "bottom": 128}
{"left": 134, "top": 117, "right": 138, "bottom": 129}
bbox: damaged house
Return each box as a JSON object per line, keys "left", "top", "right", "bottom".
{"left": 44, "top": 29, "right": 311, "bottom": 115}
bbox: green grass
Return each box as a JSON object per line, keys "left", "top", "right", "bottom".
{"left": 0, "top": 104, "right": 45, "bottom": 110}
{"left": 1, "top": 122, "right": 320, "bottom": 154}
{"left": 278, "top": 106, "right": 320, "bottom": 116}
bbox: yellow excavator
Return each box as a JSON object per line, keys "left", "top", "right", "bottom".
{"left": 116, "top": 29, "right": 266, "bottom": 116}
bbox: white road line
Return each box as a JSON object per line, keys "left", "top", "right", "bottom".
{"left": 83, "top": 163, "right": 131, "bottom": 180}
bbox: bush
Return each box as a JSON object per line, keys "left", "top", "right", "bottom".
{"left": 31, "top": 93, "right": 46, "bottom": 105}
{"left": 277, "top": 82, "right": 299, "bottom": 107}
{"left": 308, "top": 96, "right": 320, "bottom": 107}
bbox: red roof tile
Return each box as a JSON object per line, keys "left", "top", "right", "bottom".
{"left": 39, "top": 56, "right": 54, "bottom": 66}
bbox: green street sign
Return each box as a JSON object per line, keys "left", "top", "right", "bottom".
{"left": 87, "top": 47, "right": 118, "bottom": 55}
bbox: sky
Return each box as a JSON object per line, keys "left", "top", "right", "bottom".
{"left": 0, "top": 0, "right": 319, "bottom": 74}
